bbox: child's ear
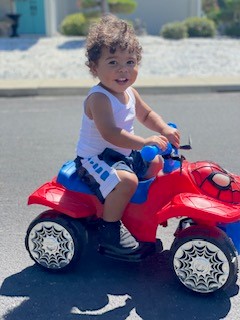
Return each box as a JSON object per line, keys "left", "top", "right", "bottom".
{"left": 90, "top": 62, "right": 98, "bottom": 76}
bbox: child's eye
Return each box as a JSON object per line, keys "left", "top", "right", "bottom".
{"left": 127, "top": 60, "right": 136, "bottom": 65}
{"left": 109, "top": 60, "right": 117, "bottom": 65}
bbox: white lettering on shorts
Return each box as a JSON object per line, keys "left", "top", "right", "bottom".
{"left": 81, "top": 156, "right": 121, "bottom": 198}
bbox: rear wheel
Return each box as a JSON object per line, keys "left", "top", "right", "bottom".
{"left": 171, "top": 225, "right": 238, "bottom": 294}
{"left": 25, "top": 210, "right": 87, "bottom": 272}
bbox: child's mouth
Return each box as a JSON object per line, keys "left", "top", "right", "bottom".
{"left": 116, "top": 78, "right": 128, "bottom": 84}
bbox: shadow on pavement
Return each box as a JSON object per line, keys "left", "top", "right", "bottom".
{"left": 57, "top": 40, "right": 85, "bottom": 50}
{"left": 0, "top": 38, "right": 39, "bottom": 51}
{"left": 0, "top": 229, "right": 238, "bottom": 320}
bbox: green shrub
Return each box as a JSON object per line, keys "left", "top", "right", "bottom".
{"left": 184, "top": 16, "right": 216, "bottom": 37}
{"left": 225, "top": 22, "right": 240, "bottom": 37}
{"left": 81, "top": 0, "right": 98, "bottom": 9}
{"left": 61, "top": 13, "right": 87, "bottom": 36}
{"left": 108, "top": 0, "right": 137, "bottom": 14}
{"left": 160, "top": 22, "right": 188, "bottom": 39}
{"left": 83, "top": 10, "right": 101, "bottom": 19}
{"left": 81, "top": 0, "right": 137, "bottom": 14}
{"left": 83, "top": 17, "right": 100, "bottom": 34}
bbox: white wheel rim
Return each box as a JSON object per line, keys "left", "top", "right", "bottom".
{"left": 173, "top": 239, "right": 230, "bottom": 293}
{"left": 28, "top": 221, "right": 75, "bottom": 269}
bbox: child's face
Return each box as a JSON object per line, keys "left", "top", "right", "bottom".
{"left": 91, "top": 46, "right": 139, "bottom": 94}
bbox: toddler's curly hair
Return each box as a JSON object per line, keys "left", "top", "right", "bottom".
{"left": 85, "top": 15, "right": 142, "bottom": 74}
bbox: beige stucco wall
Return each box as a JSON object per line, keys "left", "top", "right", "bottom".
{"left": 44, "top": 0, "right": 78, "bottom": 36}
{"left": 45, "top": 0, "right": 78, "bottom": 36}
{"left": 0, "top": 0, "right": 13, "bottom": 18}
{"left": 54, "top": 0, "right": 77, "bottom": 29}
{"left": 48, "top": 0, "right": 201, "bottom": 36}
{"left": 0, "top": 0, "right": 201, "bottom": 36}
{"left": 121, "top": 0, "right": 201, "bottom": 35}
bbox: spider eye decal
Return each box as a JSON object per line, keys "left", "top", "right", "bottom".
{"left": 189, "top": 161, "right": 240, "bottom": 204}
{"left": 210, "top": 173, "right": 231, "bottom": 190}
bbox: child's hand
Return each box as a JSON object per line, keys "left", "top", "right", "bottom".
{"left": 144, "top": 135, "right": 169, "bottom": 151}
{"left": 161, "top": 127, "right": 180, "bottom": 148}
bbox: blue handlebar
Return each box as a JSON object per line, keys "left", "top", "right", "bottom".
{"left": 140, "top": 122, "right": 180, "bottom": 173}
{"left": 140, "top": 143, "right": 172, "bottom": 162}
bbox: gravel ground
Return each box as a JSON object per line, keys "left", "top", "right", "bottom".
{"left": 0, "top": 35, "right": 240, "bottom": 80}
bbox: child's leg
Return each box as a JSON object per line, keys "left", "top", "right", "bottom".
{"left": 143, "top": 155, "right": 163, "bottom": 179}
{"left": 103, "top": 170, "right": 138, "bottom": 222}
{"left": 99, "top": 170, "right": 141, "bottom": 255}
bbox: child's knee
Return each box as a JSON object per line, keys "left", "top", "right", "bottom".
{"left": 145, "top": 156, "right": 163, "bottom": 179}
{"left": 117, "top": 171, "right": 138, "bottom": 194}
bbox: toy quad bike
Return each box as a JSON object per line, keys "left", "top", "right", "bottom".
{"left": 25, "top": 125, "right": 240, "bottom": 294}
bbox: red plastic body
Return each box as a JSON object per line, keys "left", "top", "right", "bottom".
{"left": 28, "top": 160, "right": 240, "bottom": 243}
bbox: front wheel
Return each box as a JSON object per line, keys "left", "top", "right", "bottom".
{"left": 25, "top": 210, "right": 88, "bottom": 272}
{"left": 171, "top": 225, "right": 238, "bottom": 294}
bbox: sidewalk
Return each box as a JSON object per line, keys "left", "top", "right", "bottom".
{"left": 1, "top": 76, "right": 240, "bottom": 97}
{"left": 1, "top": 36, "right": 240, "bottom": 96}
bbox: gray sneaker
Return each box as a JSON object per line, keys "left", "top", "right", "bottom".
{"left": 98, "top": 220, "right": 140, "bottom": 255}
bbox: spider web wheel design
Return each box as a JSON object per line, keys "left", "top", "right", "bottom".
{"left": 173, "top": 240, "right": 230, "bottom": 293}
{"left": 28, "top": 222, "right": 75, "bottom": 269}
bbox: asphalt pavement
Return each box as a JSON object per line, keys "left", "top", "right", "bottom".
{"left": 1, "top": 94, "right": 240, "bottom": 320}
{"left": 1, "top": 35, "right": 240, "bottom": 320}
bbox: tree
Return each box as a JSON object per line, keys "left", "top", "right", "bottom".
{"left": 202, "top": 0, "right": 219, "bottom": 14}
{"left": 203, "top": 0, "right": 240, "bottom": 23}
{"left": 202, "top": 0, "right": 220, "bottom": 22}
{"left": 100, "top": 0, "right": 109, "bottom": 14}
{"left": 203, "top": 0, "right": 240, "bottom": 36}
{"left": 63, "top": 0, "right": 137, "bottom": 36}
{"left": 218, "top": 0, "right": 240, "bottom": 23}
{"left": 78, "top": 0, "right": 137, "bottom": 16}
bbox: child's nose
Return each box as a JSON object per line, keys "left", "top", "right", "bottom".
{"left": 118, "top": 64, "right": 128, "bottom": 72}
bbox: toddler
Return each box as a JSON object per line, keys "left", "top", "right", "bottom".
{"left": 75, "top": 14, "right": 180, "bottom": 257}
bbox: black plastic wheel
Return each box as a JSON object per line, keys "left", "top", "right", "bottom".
{"left": 170, "top": 225, "right": 238, "bottom": 294}
{"left": 25, "top": 210, "right": 88, "bottom": 272}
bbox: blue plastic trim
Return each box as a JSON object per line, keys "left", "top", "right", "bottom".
{"left": 219, "top": 222, "right": 240, "bottom": 254}
{"left": 57, "top": 161, "right": 154, "bottom": 204}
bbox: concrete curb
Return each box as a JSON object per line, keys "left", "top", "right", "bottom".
{"left": 0, "top": 76, "right": 240, "bottom": 97}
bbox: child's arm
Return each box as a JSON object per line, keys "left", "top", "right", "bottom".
{"left": 86, "top": 92, "right": 168, "bottom": 151}
{"left": 132, "top": 88, "right": 180, "bottom": 148}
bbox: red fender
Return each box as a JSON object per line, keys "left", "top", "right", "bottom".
{"left": 156, "top": 193, "right": 240, "bottom": 225}
{"left": 28, "top": 178, "right": 103, "bottom": 219}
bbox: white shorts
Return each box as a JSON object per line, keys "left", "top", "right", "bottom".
{"left": 75, "top": 148, "right": 149, "bottom": 202}
{"left": 80, "top": 156, "right": 121, "bottom": 199}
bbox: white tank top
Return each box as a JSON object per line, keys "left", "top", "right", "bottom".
{"left": 76, "top": 85, "right": 136, "bottom": 158}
